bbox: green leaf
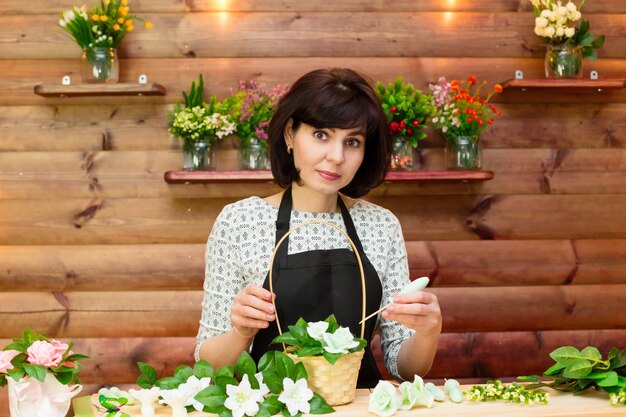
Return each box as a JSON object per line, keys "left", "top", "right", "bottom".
{"left": 597, "top": 371, "right": 619, "bottom": 387}
{"left": 550, "top": 346, "right": 581, "bottom": 365}
{"left": 157, "top": 376, "right": 182, "bottom": 390}
{"left": 282, "top": 409, "right": 300, "bottom": 417}
{"left": 23, "top": 363, "right": 47, "bottom": 382}
{"left": 288, "top": 325, "right": 309, "bottom": 345}
{"left": 272, "top": 333, "right": 300, "bottom": 346}
{"left": 7, "top": 368, "right": 26, "bottom": 382}
{"left": 581, "top": 346, "right": 602, "bottom": 361}
{"left": 576, "top": 379, "right": 595, "bottom": 390}
{"left": 195, "top": 385, "right": 227, "bottom": 413}
{"left": 215, "top": 365, "right": 235, "bottom": 378}
{"left": 2, "top": 343, "right": 26, "bottom": 352}
{"left": 193, "top": 360, "right": 214, "bottom": 379}
{"left": 322, "top": 352, "right": 342, "bottom": 365}
{"left": 585, "top": 372, "right": 609, "bottom": 380}
{"left": 275, "top": 352, "right": 296, "bottom": 379}
{"left": 137, "top": 362, "right": 157, "bottom": 387}
{"left": 295, "top": 347, "right": 324, "bottom": 357}
{"left": 591, "top": 35, "right": 605, "bottom": 49}
{"left": 215, "top": 375, "right": 238, "bottom": 389}
{"left": 611, "top": 349, "right": 626, "bottom": 369}
{"left": 544, "top": 362, "right": 566, "bottom": 376}
{"left": 261, "top": 370, "right": 283, "bottom": 394}
{"left": 22, "top": 328, "right": 39, "bottom": 346}
{"left": 517, "top": 375, "right": 541, "bottom": 382}
{"left": 325, "top": 315, "right": 339, "bottom": 333}
{"left": 54, "top": 371, "right": 74, "bottom": 385}
{"left": 174, "top": 365, "right": 194, "bottom": 382}
{"left": 258, "top": 351, "right": 276, "bottom": 373}
{"left": 255, "top": 408, "right": 272, "bottom": 417}
{"left": 64, "top": 353, "right": 89, "bottom": 361}
{"left": 294, "top": 362, "right": 308, "bottom": 381}
{"left": 309, "top": 392, "right": 334, "bottom": 414}
{"left": 295, "top": 318, "right": 307, "bottom": 327}
{"left": 262, "top": 395, "right": 283, "bottom": 415}
{"left": 617, "top": 376, "right": 626, "bottom": 387}
{"left": 563, "top": 359, "right": 593, "bottom": 379}
{"left": 235, "top": 351, "right": 257, "bottom": 381}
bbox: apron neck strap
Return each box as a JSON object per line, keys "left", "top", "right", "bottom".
{"left": 274, "top": 186, "right": 366, "bottom": 261}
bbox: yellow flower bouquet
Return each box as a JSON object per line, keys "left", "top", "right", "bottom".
{"left": 58, "top": 0, "right": 153, "bottom": 82}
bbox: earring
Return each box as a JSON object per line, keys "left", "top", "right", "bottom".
{"left": 287, "top": 145, "right": 292, "bottom": 154}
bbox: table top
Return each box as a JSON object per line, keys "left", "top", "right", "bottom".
{"left": 76, "top": 385, "right": 625, "bottom": 417}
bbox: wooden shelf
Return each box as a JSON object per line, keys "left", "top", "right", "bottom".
{"left": 33, "top": 83, "right": 166, "bottom": 97}
{"left": 164, "top": 169, "right": 495, "bottom": 184}
{"left": 502, "top": 78, "right": 626, "bottom": 91}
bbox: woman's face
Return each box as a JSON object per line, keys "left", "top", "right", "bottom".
{"left": 285, "top": 120, "right": 366, "bottom": 196}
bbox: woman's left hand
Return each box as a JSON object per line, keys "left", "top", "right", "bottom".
{"left": 382, "top": 291, "right": 442, "bottom": 336}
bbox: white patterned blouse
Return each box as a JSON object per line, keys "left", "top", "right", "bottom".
{"left": 195, "top": 196, "right": 415, "bottom": 379}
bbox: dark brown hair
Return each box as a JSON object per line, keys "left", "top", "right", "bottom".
{"left": 268, "top": 68, "right": 391, "bottom": 198}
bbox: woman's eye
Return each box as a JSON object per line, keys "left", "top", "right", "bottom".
{"left": 313, "top": 130, "right": 328, "bottom": 140}
{"left": 346, "top": 138, "right": 361, "bottom": 148}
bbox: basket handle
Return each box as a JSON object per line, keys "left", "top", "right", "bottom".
{"left": 268, "top": 220, "right": 367, "bottom": 347}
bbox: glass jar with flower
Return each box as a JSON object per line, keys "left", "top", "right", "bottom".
{"left": 376, "top": 77, "right": 433, "bottom": 171}
{"left": 429, "top": 75, "right": 502, "bottom": 170}
{"left": 530, "top": 0, "right": 604, "bottom": 78}
{"left": 58, "top": 0, "right": 153, "bottom": 83}
{"left": 1, "top": 328, "right": 88, "bottom": 417}
{"left": 168, "top": 75, "right": 235, "bottom": 170}
{"left": 224, "top": 81, "right": 289, "bottom": 170}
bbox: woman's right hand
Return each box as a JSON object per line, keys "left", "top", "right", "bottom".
{"left": 230, "top": 284, "right": 275, "bottom": 337}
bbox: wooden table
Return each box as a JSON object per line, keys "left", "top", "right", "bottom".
{"left": 74, "top": 384, "right": 625, "bottom": 417}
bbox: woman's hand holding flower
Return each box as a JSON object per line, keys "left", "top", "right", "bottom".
{"left": 382, "top": 290, "right": 442, "bottom": 337}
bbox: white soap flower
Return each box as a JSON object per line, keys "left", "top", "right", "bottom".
{"left": 369, "top": 381, "right": 399, "bottom": 417}
{"left": 565, "top": 27, "right": 576, "bottom": 38}
{"left": 535, "top": 17, "right": 548, "bottom": 28}
{"left": 306, "top": 321, "right": 329, "bottom": 341}
{"left": 278, "top": 378, "right": 313, "bottom": 416}
{"left": 322, "top": 327, "right": 359, "bottom": 354}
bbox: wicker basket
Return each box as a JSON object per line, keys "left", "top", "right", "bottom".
{"left": 268, "top": 221, "right": 367, "bottom": 406}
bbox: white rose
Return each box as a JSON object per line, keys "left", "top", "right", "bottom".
{"left": 574, "top": 10, "right": 582, "bottom": 20}
{"left": 59, "top": 19, "right": 66, "bottom": 27}
{"left": 535, "top": 17, "right": 548, "bottom": 28}
{"left": 322, "top": 327, "right": 359, "bottom": 354}
{"left": 566, "top": 2, "right": 577, "bottom": 12}
{"left": 565, "top": 27, "right": 576, "bottom": 38}
{"left": 540, "top": 9, "right": 552, "bottom": 19}
{"left": 545, "top": 26, "right": 556, "bottom": 38}
{"left": 534, "top": 26, "right": 546, "bottom": 37}
{"left": 369, "top": 381, "right": 399, "bottom": 417}
{"left": 305, "top": 321, "right": 329, "bottom": 341}
{"left": 556, "top": 6, "right": 568, "bottom": 16}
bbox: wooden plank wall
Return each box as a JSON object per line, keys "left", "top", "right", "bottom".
{"left": 1, "top": 0, "right": 626, "bottom": 410}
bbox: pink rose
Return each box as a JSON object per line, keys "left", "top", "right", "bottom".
{"left": 0, "top": 350, "right": 20, "bottom": 373}
{"left": 26, "top": 340, "right": 68, "bottom": 368}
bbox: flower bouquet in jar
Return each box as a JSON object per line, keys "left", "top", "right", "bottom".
{"left": 1, "top": 328, "right": 88, "bottom": 417}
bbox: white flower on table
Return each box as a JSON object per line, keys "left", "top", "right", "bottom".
{"left": 224, "top": 374, "right": 264, "bottom": 417}
{"left": 322, "top": 327, "right": 359, "bottom": 354}
{"left": 306, "top": 321, "right": 329, "bottom": 341}
{"left": 254, "top": 372, "right": 270, "bottom": 397}
{"left": 160, "top": 383, "right": 197, "bottom": 417}
{"left": 128, "top": 387, "right": 161, "bottom": 417}
{"left": 178, "top": 375, "right": 212, "bottom": 412}
{"left": 369, "top": 380, "right": 399, "bottom": 417}
{"left": 278, "top": 377, "right": 313, "bottom": 416}
{"left": 97, "top": 386, "right": 134, "bottom": 405}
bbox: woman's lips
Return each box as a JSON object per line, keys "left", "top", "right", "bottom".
{"left": 317, "top": 170, "right": 341, "bottom": 181}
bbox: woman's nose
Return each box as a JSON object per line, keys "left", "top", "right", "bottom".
{"left": 326, "top": 141, "right": 345, "bottom": 163}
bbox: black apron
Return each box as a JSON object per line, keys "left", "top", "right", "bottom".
{"left": 250, "top": 187, "right": 383, "bottom": 388}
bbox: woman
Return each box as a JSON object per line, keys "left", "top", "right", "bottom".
{"left": 195, "top": 68, "right": 441, "bottom": 387}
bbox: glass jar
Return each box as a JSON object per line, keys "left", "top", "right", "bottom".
{"left": 80, "top": 47, "right": 119, "bottom": 83}
{"left": 240, "top": 137, "right": 270, "bottom": 170}
{"left": 445, "top": 135, "right": 482, "bottom": 170}
{"left": 544, "top": 42, "right": 583, "bottom": 79}
{"left": 390, "top": 137, "right": 414, "bottom": 170}
{"left": 182, "top": 138, "right": 214, "bottom": 170}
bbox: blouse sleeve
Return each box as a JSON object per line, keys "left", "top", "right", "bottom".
{"left": 194, "top": 206, "right": 244, "bottom": 360}
{"left": 379, "top": 216, "right": 416, "bottom": 379}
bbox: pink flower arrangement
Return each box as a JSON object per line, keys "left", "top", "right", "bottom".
{"left": 224, "top": 80, "right": 289, "bottom": 143}
{"left": 0, "top": 328, "right": 87, "bottom": 387}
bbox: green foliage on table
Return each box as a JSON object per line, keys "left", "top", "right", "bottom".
{"left": 375, "top": 77, "right": 433, "bottom": 147}
{"left": 136, "top": 350, "right": 334, "bottom": 417}
{"left": 518, "top": 346, "right": 626, "bottom": 405}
